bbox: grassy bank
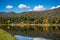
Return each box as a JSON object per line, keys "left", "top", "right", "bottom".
{"left": 0, "top": 29, "right": 17, "bottom": 40}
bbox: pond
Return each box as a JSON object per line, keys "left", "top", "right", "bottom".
{"left": 15, "top": 35, "right": 51, "bottom": 40}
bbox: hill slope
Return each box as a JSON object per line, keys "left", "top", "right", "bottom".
{"left": 0, "top": 8, "right": 60, "bottom": 18}
{"left": 0, "top": 29, "right": 17, "bottom": 40}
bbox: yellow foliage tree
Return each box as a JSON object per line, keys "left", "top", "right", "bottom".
{"left": 7, "top": 20, "right": 10, "bottom": 24}
{"left": 42, "top": 18, "right": 49, "bottom": 32}
{"left": 7, "top": 26, "right": 10, "bottom": 29}
{"left": 7, "top": 20, "right": 11, "bottom": 29}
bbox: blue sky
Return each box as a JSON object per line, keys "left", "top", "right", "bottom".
{"left": 0, "top": 0, "right": 60, "bottom": 13}
{"left": 15, "top": 35, "right": 50, "bottom": 40}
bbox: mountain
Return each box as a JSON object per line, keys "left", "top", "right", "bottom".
{"left": 0, "top": 7, "right": 60, "bottom": 18}
{"left": 0, "top": 12, "right": 6, "bottom": 14}
{"left": 0, "top": 12, "right": 16, "bottom": 17}
{"left": 17, "top": 7, "right": 60, "bottom": 18}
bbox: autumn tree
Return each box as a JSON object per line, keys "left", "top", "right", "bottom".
{"left": 7, "top": 20, "right": 11, "bottom": 29}
{"left": 34, "top": 18, "right": 39, "bottom": 24}
{"left": 42, "top": 18, "right": 49, "bottom": 32}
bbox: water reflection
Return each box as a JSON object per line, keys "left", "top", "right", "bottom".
{"left": 0, "top": 24, "right": 60, "bottom": 40}
{"left": 15, "top": 35, "right": 51, "bottom": 40}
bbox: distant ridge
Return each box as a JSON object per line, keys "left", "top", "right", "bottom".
{"left": 0, "top": 8, "right": 60, "bottom": 18}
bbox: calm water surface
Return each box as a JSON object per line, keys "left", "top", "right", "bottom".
{"left": 15, "top": 35, "right": 51, "bottom": 40}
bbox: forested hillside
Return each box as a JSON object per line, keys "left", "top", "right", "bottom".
{"left": 0, "top": 8, "right": 60, "bottom": 24}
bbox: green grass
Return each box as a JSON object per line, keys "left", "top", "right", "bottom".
{"left": 0, "top": 29, "right": 17, "bottom": 40}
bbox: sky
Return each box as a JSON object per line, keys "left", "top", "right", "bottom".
{"left": 15, "top": 35, "right": 50, "bottom": 40}
{"left": 0, "top": 0, "right": 60, "bottom": 13}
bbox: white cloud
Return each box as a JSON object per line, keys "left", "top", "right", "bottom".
{"left": 33, "top": 38, "right": 41, "bottom": 40}
{"left": 50, "top": 5, "right": 60, "bottom": 9}
{"left": 33, "top": 5, "right": 45, "bottom": 11}
{"left": 6, "top": 5, "right": 13, "bottom": 9}
{"left": 56, "top": 5, "right": 60, "bottom": 8}
{"left": 50, "top": 6, "right": 56, "bottom": 9}
{"left": 18, "top": 4, "right": 30, "bottom": 8}
{"left": 29, "top": 9, "right": 32, "bottom": 11}
{"left": 33, "top": 38, "right": 47, "bottom": 40}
